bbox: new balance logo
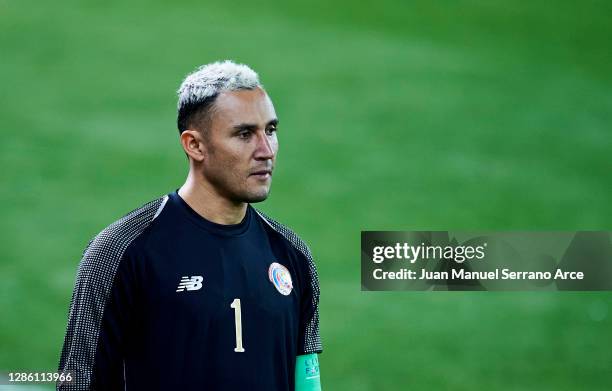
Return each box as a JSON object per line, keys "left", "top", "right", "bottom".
{"left": 176, "top": 276, "right": 203, "bottom": 292}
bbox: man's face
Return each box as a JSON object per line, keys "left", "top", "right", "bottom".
{"left": 199, "top": 87, "right": 278, "bottom": 204}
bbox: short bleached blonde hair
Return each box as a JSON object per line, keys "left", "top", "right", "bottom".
{"left": 176, "top": 60, "right": 262, "bottom": 133}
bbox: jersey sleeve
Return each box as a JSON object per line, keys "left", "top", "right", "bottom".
{"left": 57, "top": 240, "right": 134, "bottom": 390}
{"left": 57, "top": 197, "right": 165, "bottom": 390}
{"left": 297, "top": 244, "right": 323, "bottom": 355}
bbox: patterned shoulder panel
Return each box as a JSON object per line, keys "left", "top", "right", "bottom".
{"left": 253, "top": 209, "right": 323, "bottom": 354}
{"left": 58, "top": 195, "right": 168, "bottom": 390}
{"left": 80, "top": 196, "right": 168, "bottom": 271}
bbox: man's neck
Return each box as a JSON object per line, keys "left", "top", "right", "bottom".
{"left": 178, "top": 173, "right": 247, "bottom": 225}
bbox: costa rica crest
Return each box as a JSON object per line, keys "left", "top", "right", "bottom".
{"left": 268, "top": 262, "right": 293, "bottom": 295}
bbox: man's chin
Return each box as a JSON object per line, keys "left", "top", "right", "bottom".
{"left": 237, "top": 186, "right": 271, "bottom": 204}
{"left": 245, "top": 192, "right": 270, "bottom": 203}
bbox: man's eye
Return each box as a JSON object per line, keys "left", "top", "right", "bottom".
{"left": 265, "top": 127, "right": 277, "bottom": 135}
{"left": 238, "top": 131, "right": 251, "bottom": 139}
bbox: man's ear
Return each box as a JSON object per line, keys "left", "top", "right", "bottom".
{"left": 180, "top": 130, "right": 206, "bottom": 162}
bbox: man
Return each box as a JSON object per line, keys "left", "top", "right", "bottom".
{"left": 57, "top": 60, "right": 322, "bottom": 390}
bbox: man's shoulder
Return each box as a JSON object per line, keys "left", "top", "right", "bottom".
{"left": 252, "top": 208, "right": 315, "bottom": 262}
{"left": 81, "top": 195, "right": 169, "bottom": 265}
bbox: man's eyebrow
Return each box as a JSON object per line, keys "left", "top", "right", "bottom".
{"left": 232, "top": 119, "right": 279, "bottom": 131}
{"left": 233, "top": 123, "right": 258, "bottom": 132}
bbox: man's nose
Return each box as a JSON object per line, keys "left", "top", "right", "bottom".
{"left": 254, "top": 131, "right": 275, "bottom": 160}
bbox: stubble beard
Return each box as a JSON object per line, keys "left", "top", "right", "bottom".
{"left": 244, "top": 182, "right": 271, "bottom": 203}
{"left": 200, "top": 164, "right": 271, "bottom": 204}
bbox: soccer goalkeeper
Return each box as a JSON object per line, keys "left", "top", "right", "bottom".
{"left": 57, "top": 60, "right": 322, "bottom": 390}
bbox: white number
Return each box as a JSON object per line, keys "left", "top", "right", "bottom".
{"left": 230, "top": 298, "right": 245, "bottom": 352}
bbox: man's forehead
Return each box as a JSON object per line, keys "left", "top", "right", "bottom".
{"left": 212, "top": 87, "right": 276, "bottom": 124}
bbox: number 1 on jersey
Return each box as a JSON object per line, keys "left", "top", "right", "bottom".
{"left": 230, "top": 298, "right": 245, "bottom": 352}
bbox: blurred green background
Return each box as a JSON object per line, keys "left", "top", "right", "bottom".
{"left": 1, "top": 0, "right": 611, "bottom": 389}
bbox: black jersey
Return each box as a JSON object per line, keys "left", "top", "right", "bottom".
{"left": 57, "top": 191, "right": 322, "bottom": 390}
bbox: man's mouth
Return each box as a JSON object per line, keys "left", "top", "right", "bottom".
{"left": 249, "top": 169, "right": 272, "bottom": 179}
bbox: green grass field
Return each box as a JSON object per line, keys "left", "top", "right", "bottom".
{"left": 1, "top": 0, "right": 611, "bottom": 389}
